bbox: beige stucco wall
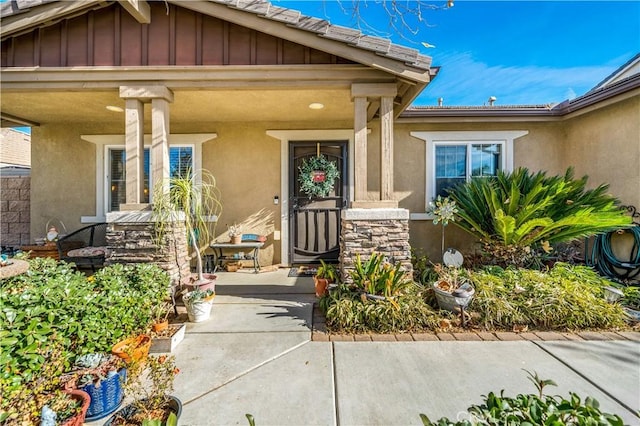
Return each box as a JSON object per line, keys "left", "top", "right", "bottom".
{"left": 29, "top": 96, "right": 638, "bottom": 266}
{"left": 561, "top": 97, "right": 640, "bottom": 209}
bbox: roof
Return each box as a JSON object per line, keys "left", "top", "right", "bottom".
{"left": 401, "top": 67, "right": 640, "bottom": 121}
{"left": 0, "top": 0, "right": 435, "bottom": 76}
{"left": 590, "top": 53, "right": 640, "bottom": 92}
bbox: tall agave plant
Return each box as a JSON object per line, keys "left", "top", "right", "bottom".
{"left": 447, "top": 167, "right": 632, "bottom": 266}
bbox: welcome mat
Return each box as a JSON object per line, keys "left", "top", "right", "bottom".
{"left": 288, "top": 265, "right": 318, "bottom": 277}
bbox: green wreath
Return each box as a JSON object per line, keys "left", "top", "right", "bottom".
{"left": 298, "top": 155, "right": 340, "bottom": 198}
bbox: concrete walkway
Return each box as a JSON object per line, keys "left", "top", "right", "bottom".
{"left": 109, "top": 268, "right": 640, "bottom": 425}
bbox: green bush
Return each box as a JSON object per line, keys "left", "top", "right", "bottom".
{"left": 350, "top": 253, "right": 413, "bottom": 297}
{"left": 0, "top": 258, "right": 170, "bottom": 391}
{"left": 421, "top": 370, "right": 624, "bottom": 425}
{"left": 320, "top": 284, "right": 442, "bottom": 333}
{"left": 447, "top": 167, "right": 631, "bottom": 267}
{"left": 470, "top": 263, "right": 627, "bottom": 330}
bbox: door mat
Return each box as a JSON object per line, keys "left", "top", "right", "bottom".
{"left": 288, "top": 265, "right": 318, "bottom": 277}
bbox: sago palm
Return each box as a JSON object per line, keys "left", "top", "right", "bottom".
{"left": 447, "top": 167, "right": 631, "bottom": 264}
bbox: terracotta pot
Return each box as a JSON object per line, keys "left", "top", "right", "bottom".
{"left": 231, "top": 235, "right": 242, "bottom": 244}
{"left": 314, "top": 276, "right": 329, "bottom": 297}
{"left": 182, "top": 273, "right": 217, "bottom": 292}
{"left": 152, "top": 320, "right": 169, "bottom": 333}
{"left": 111, "top": 335, "right": 151, "bottom": 363}
{"left": 61, "top": 389, "right": 91, "bottom": 426}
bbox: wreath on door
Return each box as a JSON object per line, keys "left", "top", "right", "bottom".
{"left": 298, "top": 155, "right": 340, "bottom": 198}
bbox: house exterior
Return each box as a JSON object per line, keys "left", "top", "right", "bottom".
{"left": 1, "top": 0, "right": 638, "bottom": 270}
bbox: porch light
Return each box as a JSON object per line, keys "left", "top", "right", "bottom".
{"left": 106, "top": 105, "right": 124, "bottom": 112}
{"left": 308, "top": 103, "right": 324, "bottom": 110}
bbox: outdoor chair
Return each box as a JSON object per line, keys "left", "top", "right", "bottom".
{"left": 56, "top": 223, "right": 108, "bottom": 272}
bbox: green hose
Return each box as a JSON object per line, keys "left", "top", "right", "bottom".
{"left": 588, "top": 225, "right": 640, "bottom": 284}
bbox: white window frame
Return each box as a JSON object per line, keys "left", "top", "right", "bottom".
{"left": 80, "top": 134, "right": 216, "bottom": 223}
{"left": 410, "top": 130, "right": 528, "bottom": 220}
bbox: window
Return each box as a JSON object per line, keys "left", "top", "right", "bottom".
{"left": 435, "top": 143, "right": 502, "bottom": 197}
{"left": 107, "top": 146, "right": 193, "bottom": 212}
{"left": 410, "top": 130, "right": 528, "bottom": 219}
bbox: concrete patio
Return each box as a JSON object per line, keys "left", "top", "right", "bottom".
{"left": 101, "top": 268, "right": 640, "bottom": 425}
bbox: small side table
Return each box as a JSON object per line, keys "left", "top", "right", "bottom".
{"left": 20, "top": 244, "right": 59, "bottom": 260}
{"left": 209, "top": 242, "right": 264, "bottom": 273}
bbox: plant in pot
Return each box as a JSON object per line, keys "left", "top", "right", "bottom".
{"left": 151, "top": 301, "right": 173, "bottom": 333}
{"left": 228, "top": 223, "right": 243, "bottom": 244}
{"left": 111, "top": 334, "right": 152, "bottom": 363}
{"left": 314, "top": 260, "right": 338, "bottom": 297}
{"left": 432, "top": 263, "right": 475, "bottom": 313}
{"left": 104, "top": 355, "right": 181, "bottom": 426}
{"left": 61, "top": 353, "right": 127, "bottom": 422}
{"left": 182, "top": 287, "right": 216, "bottom": 322}
{"left": 153, "top": 169, "right": 222, "bottom": 292}
{"left": 1, "top": 343, "right": 91, "bottom": 426}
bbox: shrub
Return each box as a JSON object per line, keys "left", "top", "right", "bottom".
{"left": 350, "top": 253, "right": 413, "bottom": 297}
{"left": 320, "top": 284, "right": 443, "bottom": 333}
{"left": 420, "top": 370, "right": 624, "bottom": 425}
{"left": 0, "top": 258, "right": 170, "bottom": 391}
{"left": 470, "top": 263, "right": 628, "bottom": 330}
{"left": 447, "top": 167, "right": 632, "bottom": 267}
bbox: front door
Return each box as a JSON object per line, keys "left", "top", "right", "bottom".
{"left": 289, "top": 141, "right": 348, "bottom": 264}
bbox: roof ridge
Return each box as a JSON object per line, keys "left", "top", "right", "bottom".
{"left": 214, "top": 0, "right": 430, "bottom": 71}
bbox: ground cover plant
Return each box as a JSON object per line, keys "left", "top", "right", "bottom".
{"left": 447, "top": 167, "right": 632, "bottom": 268}
{"left": 321, "top": 255, "right": 630, "bottom": 333}
{"left": 420, "top": 370, "right": 624, "bottom": 425}
{"left": 0, "top": 258, "right": 170, "bottom": 404}
{"left": 470, "top": 263, "right": 628, "bottom": 331}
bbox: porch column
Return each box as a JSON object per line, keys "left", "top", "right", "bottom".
{"left": 380, "top": 95, "right": 394, "bottom": 201}
{"left": 124, "top": 98, "right": 144, "bottom": 204}
{"left": 353, "top": 96, "right": 368, "bottom": 202}
{"left": 351, "top": 83, "right": 398, "bottom": 208}
{"left": 119, "top": 85, "right": 174, "bottom": 201}
{"left": 152, "top": 97, "right": 171, "bottom": 195}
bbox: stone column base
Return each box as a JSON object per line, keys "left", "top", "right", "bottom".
{"left": 340, "top": 208, "right": 413, "bottom": 283}
{"left": 105, "top": 210, "right": 190, "bottom": 287}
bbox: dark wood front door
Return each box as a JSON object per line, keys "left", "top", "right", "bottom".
{"left": 289, "top": 141, "right": 348, "bottom": 264}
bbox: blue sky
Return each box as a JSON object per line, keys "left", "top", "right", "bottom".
{"left": 274, "top": 1, "right": 640, "bottom": 106}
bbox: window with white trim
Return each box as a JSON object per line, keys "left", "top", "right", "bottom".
{"left": 410, "top": 130, "right": 528, "bottom": 218}
{"left": 107, "top": 146, "right": 193, "bottom": 212}
{"left": 434, "top": 142, "right": 502, "bottom": 197}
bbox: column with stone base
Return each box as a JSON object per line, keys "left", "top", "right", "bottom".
{"left": 105, "top": 209, "right": 191, "bottom": 288}
{"left": 339, "top": 208, "right": 413, "bottom": 283}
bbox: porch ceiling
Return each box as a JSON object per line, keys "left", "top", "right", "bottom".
{"left": 0, "top": 87, "right": 355, "bottom": 127}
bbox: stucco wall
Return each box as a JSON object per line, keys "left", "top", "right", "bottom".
{"left": 561, "top": 97, "right": 640, "bottom": 209}
{"left": 29, "top": 100, "right": 637, "bottom": 266}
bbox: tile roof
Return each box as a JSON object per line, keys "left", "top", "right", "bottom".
{"left": 1, "top": 0, "right": 434, "bottom": 73}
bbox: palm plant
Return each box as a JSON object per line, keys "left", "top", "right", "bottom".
{"left": 152, "top": 169, "right": 222, "bottom": 284}
{"left": 447, "top": 167, "right": 632, "bottom": 266}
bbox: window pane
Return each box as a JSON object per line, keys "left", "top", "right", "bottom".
{"left": 109, "top": 149, "right": 150, "bottom": 212}
{"left": 109, "top": 149, "right": 126, "bottom": 212}
{"left": 471, "top": 144, "right": 501, "bottom": 177}
{"left": 170, "top": 147, "right": 193, "bottom": 179}
{"left": 435, "top": 145, "right": 466, "bottom": 197}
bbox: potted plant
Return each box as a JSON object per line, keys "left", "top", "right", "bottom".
{"left": 111, "top": 334, "right": 152, "bottom": 363}
{"left": 104, "top": 355, "right": 181, "bottom": 426}
{"left": 432, "top": 263, "right": 475, "bottom": 312}
{"left": 314, "top": 260, "right": 338, "bottom": 297}
{"left": 182, "top": 287, "right": 216, "bottom": 322}
{"left": 153, "top": 169, "right": 222, "bottom": 292}
{"left": 228, "top": 223, "right": 243, "bottom": 244}
{"left": 61, "top": 353, "right": 127, "bottom": 422}
{"left": 151, "top": 301, "right": 172, "bottom": 333}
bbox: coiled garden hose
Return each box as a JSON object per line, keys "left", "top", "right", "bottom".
{"left": 588, "top": 225, "right": 640, "bottom": 284}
